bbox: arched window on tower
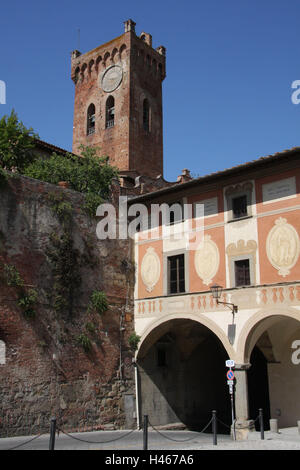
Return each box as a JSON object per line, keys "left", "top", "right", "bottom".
{"left": 87, "top": 103, "right": 95, "bottom": 135}
{"left": 143, "top": 99, "right": 150, "bottom": 132}
{"left": 106, "top": 96, "right": 115, "bottom": 129}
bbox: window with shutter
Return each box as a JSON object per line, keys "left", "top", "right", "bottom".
{"left": 234, "top": 259, "right": 250, "bottom": 286}
{"left": 168, "top": 254, "right": 185, "bottom": 294}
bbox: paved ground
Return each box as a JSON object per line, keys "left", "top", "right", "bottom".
{"left": 0, "top": 427, "right": 300, "bottom": 451}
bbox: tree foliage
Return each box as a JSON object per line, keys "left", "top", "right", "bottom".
{"left": 0, "top": 111, "right": 119, "bottom": 216}
{"left": 0, "top": 109, "right": 38, "bottom": 171}
{"left": 24, "top": 145, "right": 118, "bottom": 202}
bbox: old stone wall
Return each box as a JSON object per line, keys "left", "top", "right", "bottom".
{"left": 0, "top": 173, "right": 136, "bottom": 436}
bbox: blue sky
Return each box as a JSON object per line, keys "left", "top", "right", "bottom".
{"left": 1, "top": 0, "right": 300, "bottom": 181}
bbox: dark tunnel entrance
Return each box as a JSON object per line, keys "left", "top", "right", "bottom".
{"left": 137, "top": 319, "right": 231, "bottom": 432}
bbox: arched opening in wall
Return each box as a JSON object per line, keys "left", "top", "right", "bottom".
{"left": 106, "top": 96, "right": 115, "bottom": 129}
{"left": 245, "top": 314, "right": 300, "bottom": 429}
{"left": 74, "top": 66, "right": 80, "bottom": 84}
{"left": 248, "top": 346, "right": 271, "bottom": 430}
{"left": 87, "top": 103, "right": 96, "bottom": 135}
{"left": 137, "top": 319, "right": 231, "bottom": 432}
{"left": 143, "top": 99, "right": 150, "bottom": 132}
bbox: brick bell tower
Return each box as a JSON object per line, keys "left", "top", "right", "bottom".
{"left": 71, "top": 19, "right": 166, "bottom": 179}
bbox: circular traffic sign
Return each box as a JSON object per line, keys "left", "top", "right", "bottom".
{"left": 227, "top": 370, "right": 235, "bottom": 380}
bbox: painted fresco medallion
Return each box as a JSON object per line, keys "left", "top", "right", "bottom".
{"left": 266, "top": 217, "right": 300, "bottom": 277}
{"left": 194, "top": 235, "right": 220, "bottom": 285}
{"left": 141, "top": 247, "right": 161, "bottom": 292}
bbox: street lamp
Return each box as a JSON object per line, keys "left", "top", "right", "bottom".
{"left": 210, "top": 284, "right": 238, "bottom": 317}
{"left": 210, "top": 284, "right": 238, "bottom": 345}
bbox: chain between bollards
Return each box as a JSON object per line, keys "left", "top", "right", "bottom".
{"left": 49, "top": 417, "right": 57, "bottom": 450}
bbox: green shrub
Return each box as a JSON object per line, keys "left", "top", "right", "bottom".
{"left": 24, "top": 145, "right": 118, "bottom": 201}
{"left": 85, "top": 321, "right": 96, "bottom": 333}
{"left": 88, "top": 290, "right": 108, "bottom": 315}
{"left": 2, "top": 263, "right": 24, "bottom": 287}
{"left": 128, "top": 332, "right": 141, "bottom": 351}
{"left": 77, "top": 333, "right": 92, "bottom": 352}
{"left": 47, "top": 192, "right": 73, "bottom": 224}
{"left": 83, "top": 192, "right": 103, "bottom": 218}
{"left": 17, "top": 289, "right": 38, "bottom": 318}
{"left": 0, "top": 109, "right": 38, "bottom": 171}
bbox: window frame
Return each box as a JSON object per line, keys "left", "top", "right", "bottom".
{"left": 105, "top": 95, "right": 115, "bottom": 129}
{"left": 225, "top": 182, "right": 253, "bottom": 223}
{"left": 87, "top": 103, "right": 96, "bottom": 136}
{"left": 230, "top": 255, "right": 255, "bottom": 288}
{"left": 234, "top": 258, "right": 251, "bottom": 287}
{"left": 165, "top": 252, "right": 188, "bottom": 295}
{"left": 163, "top": 199, "right": 185, "bottom": 226}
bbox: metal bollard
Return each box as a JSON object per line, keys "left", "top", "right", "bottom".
{"left": 49, "top": 417, "right": 56, "bottom": 450}
{"left": 259, "top": 409, "right": 264, "bottom": 440}
{"left": 143, "top": 415, "right": 148, "bottom": 450}
{"left": 270, "top": 419, "right": 278, "bottom": 433}
{"left": 212, "top": 410, "right": 217, "bottom": 445}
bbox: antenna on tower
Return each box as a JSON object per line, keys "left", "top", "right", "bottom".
{"left": 77, "top": 28, "right": 80, "bottom": 51}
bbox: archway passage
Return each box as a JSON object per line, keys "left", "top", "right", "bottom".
{"left": 137, "top": 319, "right": 231, "bottom": 432}
{"left": 248, "top": 346, "right": 271, "bottom": 430}
{"left": 245, "top": 314, "right": 300, "bottom": 429}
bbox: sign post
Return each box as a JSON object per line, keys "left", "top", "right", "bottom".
{"left": 225, "top": 360, "right": 236, "bottom": 440}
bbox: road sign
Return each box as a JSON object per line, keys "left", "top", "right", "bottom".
{"left": 227, "top": 380, "right": 234, "bottom": 385}
{"left": 225, "top": 359, "right": 235, "bottom": 368}
{"left": 227, "top": 370, "right": 235, "bottom": 380}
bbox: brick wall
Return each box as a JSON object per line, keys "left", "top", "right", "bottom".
{"left": 71, "top": 27, "right": 165, "bottom": 179}
{"left": 0, "top": 174, "right": 136, "bottom": 436}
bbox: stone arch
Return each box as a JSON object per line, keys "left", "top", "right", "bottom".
{"left": 236, "top": 307, "right": 300, "bottom": 364}
{"left": 136, "top": 314, "right": 234, "bottom": 430}
{"left": 119, "top": 44, "right": 127, "bottom": 60}
{"left": 88, "top": 60, "right": 95, "bottom": 78}
{"left": 80, "top": 63, "right": 87, "bottom": 81}
{"left": 96, "top": 56, "right": 102, "bottom": 72}
{"left": 87, "top": 103, "right": 96, "bottom": 135}
{"left": 74, "top": 66, "right": 80, "bottom": 83}
{"left": 103, "top": 52, "right": 110, "bottom": 67}
{"left": 136, "top": 312, "right": 235, "bottom": 360}
{"left": 237, "top": 307, "right": 300, "bottom": 428}
{"left": 111, "top": 48, "right": 119, "bottom": 63}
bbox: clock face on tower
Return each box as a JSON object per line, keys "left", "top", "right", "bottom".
{"left": 101, "top": 65, "right": 123, "bottom": 92}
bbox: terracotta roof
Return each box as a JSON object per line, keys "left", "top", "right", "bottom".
{"left": 34, "top": 138, "right": 74, "bottom": 156}
{"left": 129, "top": 146, "right": 300, "bottom": 202}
